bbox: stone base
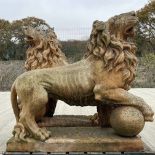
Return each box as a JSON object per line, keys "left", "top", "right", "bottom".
{"left": 6, "top": 115, "right": 144, "bottom": 153}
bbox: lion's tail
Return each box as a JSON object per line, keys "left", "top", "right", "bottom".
{"left": 11, "top": 82, "right": 19, "bottom": 122}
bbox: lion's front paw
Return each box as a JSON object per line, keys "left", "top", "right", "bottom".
{"left": 142, "top": 105, "right": 154, "bottom": 122}
{"left": 35, "top": 128, "right": 51, "bottom": 141}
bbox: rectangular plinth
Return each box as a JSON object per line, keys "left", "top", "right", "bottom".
{"left": 7, "top": 127, "right": 144, "bottom": 153}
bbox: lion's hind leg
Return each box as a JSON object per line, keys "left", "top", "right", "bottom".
{"left": 44, "top": 97, "right": 57, "bottom": 117}
{"left": 14, "top": 86, "right": 50, "bottom": 141}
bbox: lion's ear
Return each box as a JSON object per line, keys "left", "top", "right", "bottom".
{"left": 92, "top": 20, "right": 105, "bottom": 31}
{"left": 93, "top": 20, "right": 100, "bottom": 26}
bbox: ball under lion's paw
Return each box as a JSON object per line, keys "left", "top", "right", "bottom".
{"left": 110, "top": 106, "right": 145, "bottom": 137}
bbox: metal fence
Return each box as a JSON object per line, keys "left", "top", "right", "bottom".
{"left": 54, "top": 27, "right": 91, "bottom": 41}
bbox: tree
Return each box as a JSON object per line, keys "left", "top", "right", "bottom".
{"left": 0, "top": 19, "right": 12, "bottom": 60}
{"left": 61, "top": 40, "right": 87, "bottom": 62}
{"left": 136, "top": 0, "right": 155, "bottom": 56}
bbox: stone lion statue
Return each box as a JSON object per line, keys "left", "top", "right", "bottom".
{"left": 24, "top": 27, "right": 68, "bottom": 117}
{"left": 10, "top": 12, "right": 154, "bottom": 142}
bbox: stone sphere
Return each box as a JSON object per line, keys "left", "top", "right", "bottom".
{"left": 110, "top": 106, "right": 145, "bottom": 137}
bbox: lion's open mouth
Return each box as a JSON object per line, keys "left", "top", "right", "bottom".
{"left": 125, "top": 26, "right": 135, "bottom": 36}
{"left": 124, "top": 19, "right": 138, "bottom": 41}
{"left": 126, "top": 26, "right": 134, "bottom": 34}
{"left": 24, "top": 35, "right": 35, "bottom": 47}
{"left": 25, "top": 36, "right": 34, "bottom": 42}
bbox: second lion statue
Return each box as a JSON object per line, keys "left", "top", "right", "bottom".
{"left": 11, "top": 12, "right": 154, "bottom": 142}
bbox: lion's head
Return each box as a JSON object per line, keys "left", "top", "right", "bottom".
{"left": 25, "top": 27, "right": 68, "bottom": 71}
{"left": 85, "top": 11, "right": 138, "bottom": 90}
{"left": 107, "top": 11, "right": 138, "bottom": 41}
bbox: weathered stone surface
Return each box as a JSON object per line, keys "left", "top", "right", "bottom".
{"left": 6, "top": 127, "right": 144, "bottom": 152}
{"left": 110, "top": 106, "right": 145, "bottom": 137}
{"left": 38, "top": 115, "right": 95, "bottom": 127}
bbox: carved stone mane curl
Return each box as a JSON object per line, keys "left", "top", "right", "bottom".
{"left": 25, "top": 28, "right": 67, "bottom": 70}
{"left": 85, "top": 20, "right": 137, "bottom": 90}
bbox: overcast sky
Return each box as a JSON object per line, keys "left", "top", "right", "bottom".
{"left": 0, "top": 0, "right": 149, "bottom": 40}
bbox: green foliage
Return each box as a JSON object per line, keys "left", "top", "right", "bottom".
{"left": 0, "top": 19, "right": 12, "bottom": 60}
{"left": 139, "top": 53, "right": 155, "bottom": 66}
{"left": 61, "top": 40, "right": 87, "bottom": 62}
{"left": 132, "top": 53, "right": 155, "bottom": 88}
{"left": 136, "top": 0, "right": 155, "bottom": 56}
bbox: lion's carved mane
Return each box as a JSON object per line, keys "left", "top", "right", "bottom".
{"left": 85, "top": 17, "right": 137, "bottom": 90}
{"left": 25, "top": 28, "right": 68, "bottom": 71}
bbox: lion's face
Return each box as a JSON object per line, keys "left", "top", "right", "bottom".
{"left": 24, "top": 28, "right": 41, "bottom": 46}
{"left": 25, "top": 28, "right": 58, "bottom": 48}
{"left": 107, "top": 11, "right": 138, "bottom": 41}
